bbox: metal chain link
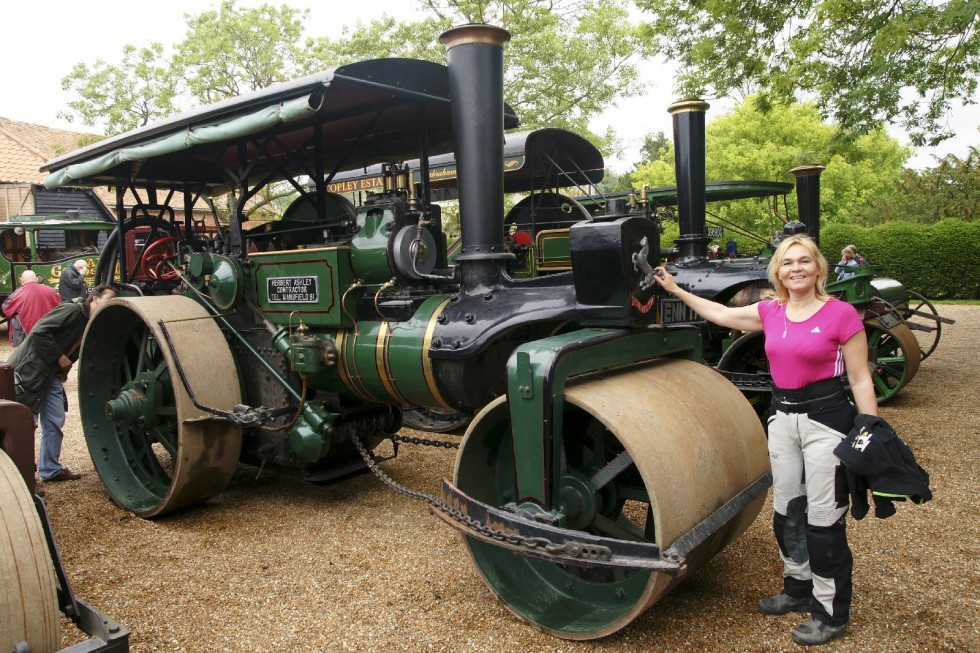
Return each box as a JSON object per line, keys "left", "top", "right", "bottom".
{"left": 390, "top": 433, "right": 459, "bottom": 449}
{"left": 350, "top": 435, "right": 579, "bottom": 555}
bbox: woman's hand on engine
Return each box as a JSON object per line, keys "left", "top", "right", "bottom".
{"left": 652, "top": 266, "right": 678, "bottom": 294}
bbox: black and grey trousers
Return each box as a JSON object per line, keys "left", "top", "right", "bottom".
{"left": 768, "top": 378, "right": 855, "bottom": 627}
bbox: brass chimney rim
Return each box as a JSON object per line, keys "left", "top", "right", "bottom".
{"left": 439, "top": 24, "right": 511, "bottom": 50}
{"left": 790, "top": 164, "right": 826, "bottom": 177}
{"left": 668, "top": 99, "right": 710, "bottom": 114}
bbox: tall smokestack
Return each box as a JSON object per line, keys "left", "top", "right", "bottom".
{"left": 668, "top": 100, "right": 710, "bottom": 264}
{"left": 440, "top": 24, "right": 512, "bottom": 289}
{"left": 791, "top": 165, "right": 825, "bottom": 246}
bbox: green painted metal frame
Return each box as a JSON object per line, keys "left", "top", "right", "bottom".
{"left": 507, "top": 325, "right": 702, "bottom": 507}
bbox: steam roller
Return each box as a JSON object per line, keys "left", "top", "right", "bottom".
{"left": 78, "top": 296, "right": 243, "bottom": 517}
{"left": 1, "top": 449, "right": 61, "bottom": 653}
{"left": 448, "top": 357, "right": 769, "bottom": 639}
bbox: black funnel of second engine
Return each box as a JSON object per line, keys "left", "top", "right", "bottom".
{"left": 791, "top": 164, "right": 825, "bottom": 247}
{"left": 440, "top": 24, "right": 513, "bottom": 289}
{"left": 669, "top": 100, "right": 710, "bottom": 264}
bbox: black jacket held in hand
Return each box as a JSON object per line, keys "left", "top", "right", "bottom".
{"left": 833, "top": 414, "right": 932, "bottom": 520}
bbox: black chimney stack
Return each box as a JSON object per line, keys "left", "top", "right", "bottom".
{"left": 669, "top": 100, "right": 710, "bottom": 264}
{"left": 440, "top": 24, "right": 512, "bottom": 290}
{"left": 791, "top": 165, "right": 825, "bottom": 247}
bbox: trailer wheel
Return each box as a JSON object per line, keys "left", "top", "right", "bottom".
{"left": 453, "top": 359, "right": 768, "bottom": 639}
{"left": 79, "top": 295, "right": 243, "bottom": 517}
{"left": 0, "top": 449, "right": 61, "bottom": 653}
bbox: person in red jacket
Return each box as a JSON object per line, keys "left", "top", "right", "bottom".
{"left": 3, "top": 270, "right": 61, "bottom": 346}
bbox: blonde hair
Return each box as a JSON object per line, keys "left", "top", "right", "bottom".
{"left": 766, "top": 235, "right": 830, "bottom": 303}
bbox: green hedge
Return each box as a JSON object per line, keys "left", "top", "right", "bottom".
{"left": 820, "top": 219, "right": 980, "bottom": 299}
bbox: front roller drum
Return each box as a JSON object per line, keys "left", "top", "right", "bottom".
{"left": 1, "top": 449, "right": 60, "bottom": 653}
{"left": 454, "top": 359, "right": 769, "bottom": 639}
{"left": 79, "top": 296, "right": 243, "bottom": 517}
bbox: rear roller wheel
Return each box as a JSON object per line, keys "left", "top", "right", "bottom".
{"left": 866, "top": 318, "right": 920, "bottom": 403}
{"left": 79, "top": 296, "right": 243, "bottom": 517}
{"left": 902, "top": 291, "right": 941, "bottom": 360}
{"left": 454, "top": 359, "right": 769, "bottom": 639}
{"left": 0, "top": 449, "right": 61, "bottom": 653}
{"left": 716, "top": 331, "right": 771, "bottom": 421}
{"left": 401, "top": 407, "right": 471, "bottom": 433}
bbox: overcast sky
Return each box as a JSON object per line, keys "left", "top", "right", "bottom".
{"left": 2, "top": 0, "right": 976, "bottom": 171}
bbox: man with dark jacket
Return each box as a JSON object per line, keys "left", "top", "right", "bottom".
{"left": 6, "top": 284, "right": 116, "bottom": 482}
{"left": 58, "top": 259, "right": 89, "bottom": 301}
{"left": 3, "top": 270, "right": 61, "bottom": 345}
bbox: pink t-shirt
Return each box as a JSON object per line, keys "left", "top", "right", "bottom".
{"left": 757, "top": 297, "right": 865, "bottom": 389}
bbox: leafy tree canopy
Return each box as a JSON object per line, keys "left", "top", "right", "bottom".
{"left": 306, "top": 0, "right": 646, "bottom": 150}
{"left": 59, "top": 0, "right": 645, "bottom": 154}
{"left": 873, "top": 146, "right": 980, "bottom": 223}
{"left": 631, "top": 98, "right": 911, "bottom": 245}
{"left": 636, "top": 0, "right": 979, "bottom": 147}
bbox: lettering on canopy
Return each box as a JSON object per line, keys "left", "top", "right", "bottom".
{"left": 267, "top": 276, "right": 319, "bottom": 303}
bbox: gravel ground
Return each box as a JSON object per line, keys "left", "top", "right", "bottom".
{"left": 6, "top": 305, "right": 978, "bottom": 652}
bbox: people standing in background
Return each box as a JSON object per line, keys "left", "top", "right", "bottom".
{"left": 5, "top": 285, "right": 117, "bottom": 483}
{"left": 3, "top": 270, "right": 61, "bottom": 345}
{"left": 835, "top": 247, "right": 858, "bottom": 281}
{"left": 844, "top": 244, "right": 866, "bottom": 265}
{"left": 58, "top": 259, "right": 89, "bottom": 301}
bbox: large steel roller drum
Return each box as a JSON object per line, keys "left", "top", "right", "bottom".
{"left": 79, "top": 296, "right": 243, "bottom": 517}
{"left": 454, "top": 358, "right": 769, "bottom": 639}
{"left": 0, "top": 449, "right": 61, "bottom": 652}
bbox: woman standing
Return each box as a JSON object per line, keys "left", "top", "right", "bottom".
{"left": 652, "top": 235, "right": 878, "bottom": 647}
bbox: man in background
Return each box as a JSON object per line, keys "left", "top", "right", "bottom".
{"left": 59, "top": 259, "right": 89, "bottom": 301}
{"left": 3, "top": 270, "right": 61, "bottom": 345}
{"left": 6, "top": 285, "right": 117, "bottom": 482}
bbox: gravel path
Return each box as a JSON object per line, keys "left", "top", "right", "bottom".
{"left": 8, "top": 305, "right": 978, "bottom": 652}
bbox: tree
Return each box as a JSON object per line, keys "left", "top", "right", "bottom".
{"left": 59, "top": 43, "right": 178, "bottom": 134}
{"left": 635, "top": 0, "right": 980, "bottom": 147}
{"left": 639, "top": 131, "right": 670, "bottom": 165}
{"left": 631, "top": 98, "right": 910, "bottom": 246}
{"left": 306, "top": 0, "right": 647, "bottom": 149}
{"left": 175, "top": 0, "right": 310, "bottom": 104}
{"left": 874, "top": 146, "right": 980, "bottom": 223}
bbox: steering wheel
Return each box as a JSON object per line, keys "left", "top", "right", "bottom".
{"left": 140, "top": 237, "right": 181, "bottom": 280}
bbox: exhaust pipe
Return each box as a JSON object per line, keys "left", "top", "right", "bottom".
{"left": 668, "top": 100, "right": 710, "bottom": 265}
{"left": 791, "top": 165, "right": 825, "bottom": 247}
{"left": 440, "top": 24, "right": 512, "bottom": 289}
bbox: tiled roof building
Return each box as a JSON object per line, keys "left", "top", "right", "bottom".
{"left": 0, "top": 117, "right": 103, "bottom": 221}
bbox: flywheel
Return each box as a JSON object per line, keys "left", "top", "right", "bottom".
{"left": 79, "top": 296, "right": 243, "bottom": 517}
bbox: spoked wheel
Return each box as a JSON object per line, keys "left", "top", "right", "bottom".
{"left": 401, "top": 407, "right": 471, "bottom": 433}
{"left": 0, "top": 450, "right": 61, "bottom": 652}
{"left": 79, "top": 296, "right": 243, "bottom": 517}
{"left": 139, "top": 237, "right": 181, "bottom": 280}
{"left": 902, "top": 290, "right": 942, "bottom": 360}
{"left": 454, "top": 359, "right": 768, "bottom": 639}
{"left": 866, "top": 318, "right": 921, "bottom": 403}
{"left": 716, "top": 331, "right": 771, "bottom": 422}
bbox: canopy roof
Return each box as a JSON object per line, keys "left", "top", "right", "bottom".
{"left": 327, "top": 128, "right": 604, "bottom": 198}
{"left": 41, "top": 59, "right": 519, "bottom": 194}
{"left": 577, "top": 180, "right": 793, "bottom": 209}
{"left": 4, "top": 215, "right": 117, "bottom": 230}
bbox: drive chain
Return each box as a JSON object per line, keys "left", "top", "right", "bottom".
{"left": 351, "top": 435, "right": 602, "bottom": 559}
{"left": 390, "top": 433, "right": 459, "bottom": 449}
